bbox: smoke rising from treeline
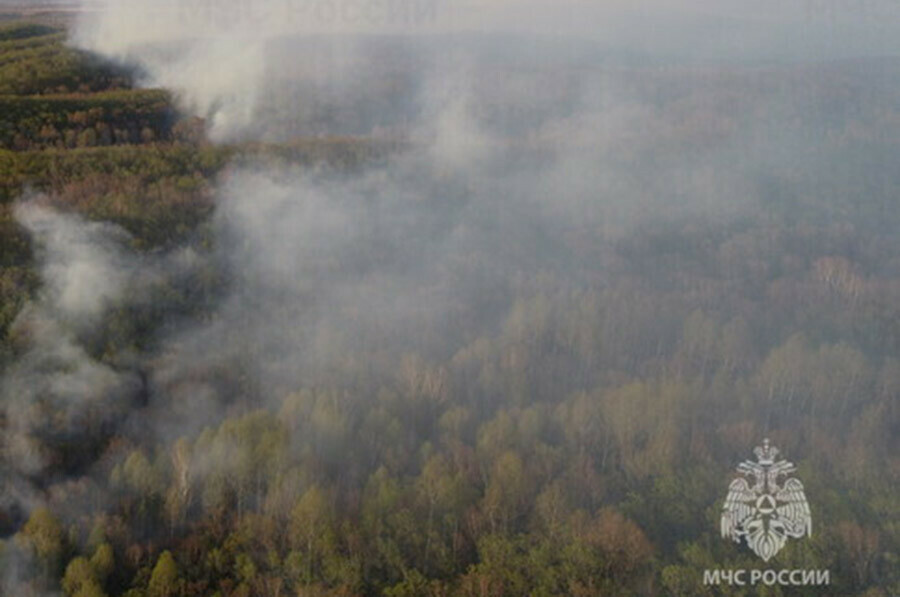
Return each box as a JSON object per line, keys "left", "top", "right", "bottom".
{"left": 1, "top": 0, "right": 898, "bottom": 593}
{"left": 3, "top": 0, "right": 895, "bottom": 527}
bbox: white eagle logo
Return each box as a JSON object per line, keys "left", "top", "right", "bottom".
{"left": 721, "top": 439, "right": 812, "bottom": 561}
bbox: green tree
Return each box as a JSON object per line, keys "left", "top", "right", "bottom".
{"left": 90, "top": 542, "right": 115, "bottom": 584}
{"left": 19, "top": 507, "right": 65, "bottom": 576}
{"left": 290, "top": 485, "right": 335, "bottom": 584}
{"left": 148, "top": 550, "right": 179, "bottom": 597}
{"left": 73, "top": 581, "right": 108, "bottom": 597}
{"left": 62, "top": 556, "right": 97, "bottom": 596}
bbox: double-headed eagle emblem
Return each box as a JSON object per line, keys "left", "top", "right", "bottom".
{"left": 721, "top": 439, "right": 812, "bottom": 561}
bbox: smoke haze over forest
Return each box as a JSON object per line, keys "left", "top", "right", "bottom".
{"left": 0, "top": 0, "right": 897, "bottom": 595}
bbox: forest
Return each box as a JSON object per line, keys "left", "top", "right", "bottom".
{"left": 0, "top": 8, "right": 898, "bottom": 597}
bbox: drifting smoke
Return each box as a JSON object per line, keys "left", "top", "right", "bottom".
{"left": 0, "top": 201, "right": 213, "bottom": 489}
{"left": 70, "top": 0, "right": 900, "bottom": 141}
{"left": 71, "top": 0, "right": 448, "bottom": 140}
{"left": 2, "top": 204, "right": 137, "bottom": 475}
{"left": 2, "top": 0, "right": 898, "bottom": 590}
{"left": 0, "top": 204, "right": 137, "bottom": 593}
{"left": 1, "top": 0, "right": 890, "bottom": 500}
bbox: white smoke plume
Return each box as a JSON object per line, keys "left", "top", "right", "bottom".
{"left": 2, "top": 204, "right": 137, "bottom": 474}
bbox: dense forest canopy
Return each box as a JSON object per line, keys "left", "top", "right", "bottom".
{"left": 0, "top": 4, "right": 898, "bottom": 597}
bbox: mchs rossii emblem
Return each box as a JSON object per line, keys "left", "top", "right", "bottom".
{"left": 720, "top": 439, "right": 812, "bottom": 561}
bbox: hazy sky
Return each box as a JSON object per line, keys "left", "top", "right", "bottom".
{"left": 456, "top": 0, "right": 900, "bottom": 59}
{"left": 65, "top": 0, "right": 900, "bottom": 61}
